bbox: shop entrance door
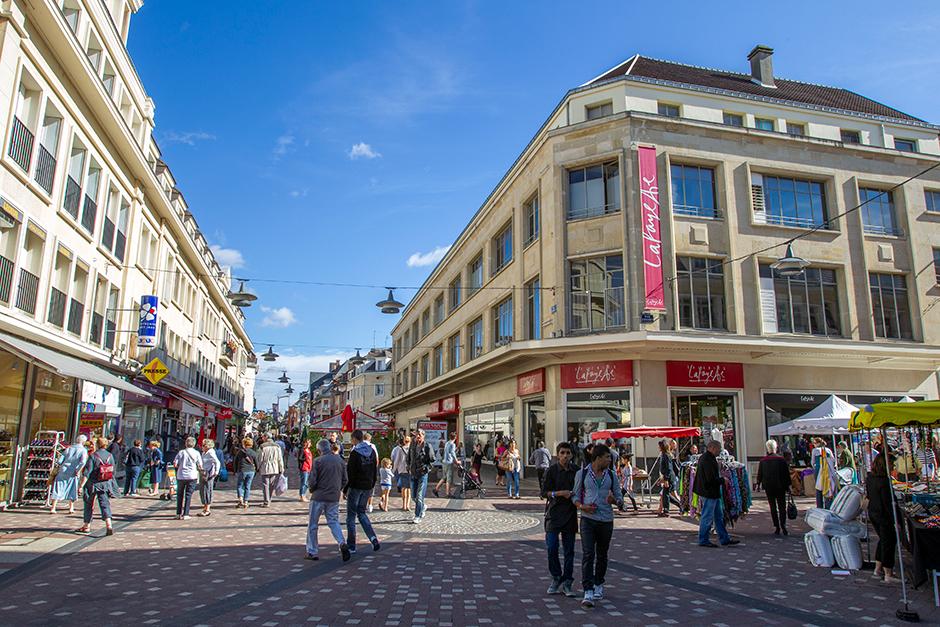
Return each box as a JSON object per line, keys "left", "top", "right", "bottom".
{"left": 671, "top": 393, "right": 738, "bottom": 461}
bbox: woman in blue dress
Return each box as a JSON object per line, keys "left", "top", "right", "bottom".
{"left": 148, "top": 440, "right": 163, "bottom": 496}
{"left": 50, "top": 435, "right": 89, "bottom": 514}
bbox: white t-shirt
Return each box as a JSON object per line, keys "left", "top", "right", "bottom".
{"left": 174, "top": 448, "right": 203, "bottom": 480}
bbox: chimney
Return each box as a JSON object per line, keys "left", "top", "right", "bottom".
{"left": 748, "top": 45, "right": 775, "bottom": 88}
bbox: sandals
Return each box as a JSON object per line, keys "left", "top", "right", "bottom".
{"left": 75, "top": 527, "right": 90, "bottom": 534}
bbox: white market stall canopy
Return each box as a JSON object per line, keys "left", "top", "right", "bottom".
{"left": 768, "top": 395, "right": 858, "bottom": 436}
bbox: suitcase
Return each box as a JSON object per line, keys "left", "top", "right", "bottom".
{"left": 804, "top": 507, "right": 867, "bottom": 538}
{"left": 804, "top": 530, "right": 834, "bottom": 568}
{"left": 830, "top": 485, "right": 864, "bottom": 521}
{"left": 831, "top": 535, "right": 863, "bottom": 570}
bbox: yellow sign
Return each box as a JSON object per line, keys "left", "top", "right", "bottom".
{"left": 142, "top": 357, "right": 169, "bottom": 385}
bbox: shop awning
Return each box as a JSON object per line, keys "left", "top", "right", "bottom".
{"left": 0, "top": 330, "right": 150, "bottom": 397}
{"left": 591, "top": 426, "right": 701, "bottom": 440}
{"left": 849, "top": 400, "right": 940, "bottom": 431}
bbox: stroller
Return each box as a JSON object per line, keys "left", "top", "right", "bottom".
{"left": 456, "top": 465, "right": 486, "bottom": 499}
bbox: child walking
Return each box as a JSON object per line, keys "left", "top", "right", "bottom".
{"left": 379, "top": 458, "right": 394, "bottom": 512}
{"left": 618, "top": 454, "right": 639, "bottom": 513}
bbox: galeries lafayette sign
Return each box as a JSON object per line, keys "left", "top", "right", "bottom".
{"left": 561, "top": 360, "right": 633, "bottom": 389}
{"left": 517, "top": 369, "right": 545, "bottom": 396}
{"left": 638, "top": 145, "right": 665, "bottom": 311}
{"left": 666, "top": 361, "right": 744, "bottom": 388}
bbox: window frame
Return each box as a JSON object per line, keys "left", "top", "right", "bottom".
{"left": 492, "top": 222, "right": 513, "bottom": 275}
{"left": 492, "top": 296, "right": 513, "bottom": 347}
{"left": 894, "top": 138, "right": 917, "bottom": 153}
{"left": 926, "top": 190, "right": 940, "bottom": 214}
{"left": 722, "top": 112, "right": 744, "bottom": 127}
{"left": 675, "top": 256, "right": 727, "bottom": 331}
{"left": 566, "top": 160, "right": 621, "bottom": 221}
{"left": 760, "top": 264, "right": 842, "bottom": 338}
{"left": 567, "top": 254, "right": 625, "bottom": 333}
{"left": 869, "top": 273, "right": 913, "bottom": 340}
{"left": 859, "top": 187, "right": 900, "bottom": 236}
{"left": 522, "top": 193, "right": 539, "bottom": 247}
{"left": 448, "top": 275, "right": 462, "bottom": 312}
{"left": 786, "top": 122, "right": 806, "bottom": 137}
{"left": 586, "top": 101, "right": 613, "bottom": 121}
{"left": 670, "top": 163, "right": 719, "bottom": 219}
{"left": 933, "top": 249, "right": 940, "bottom": 285}
{"left": 447, "top": 332, "right": 461, "bottom": 370}
{"left": 840, "top": 129, "right": 861, "bottom": 144}
{"left": 754, "top": 117, "right": 775, "bottom": 131}
{"left": 467, "top": 317, "right": 484, "bottom": 360}
{"left": 757, "top": 173, "right": 829, "bottom": 229}
{"left": 467, "top": 254, "right": 483, "bottom": 297}
{"left": 657, "top": 102, "right": 680, "bottom": 118}
{"left": 525, "top": 277, "right": 541, "bottom": 340}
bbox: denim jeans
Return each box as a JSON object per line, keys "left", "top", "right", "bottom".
{"left": 698, "top": 497, "right": 731, "bottom": 545}
{"left": 176, "top": 479, "right": 196, "bottom": 516}
{"left": 306, "top": 500, "right": 344, "bottom": 556}
{"left": 346, "top": 488, "right": 377, "bottom": 549}
{"left": 199, "top": 476, "right": 214, "bottom": 505}
{"left": 506, "top": 471, "right": 520, "bottom": 497}
{"left": 299, "top": 471, "right": 310, "bottom": 498}
{"left": 411, "top": 473, "right": 429, "bottom": 518}
{"left": 815, "top": 489, "right": 833, "bottom": 509}
{"left": 237, "top": 471, "right": 255, "bottom": 502}
{"left": 82, "top": 489, "right": 112, "bottom": 523}
{"left": 546, "top": 529, "right": 576, "bottom": 584}
{"left": 580, "top": 517, "right": 613, "bottom": 592}
{"left": 123, "top": 465, "right": 143, "bottom": 495}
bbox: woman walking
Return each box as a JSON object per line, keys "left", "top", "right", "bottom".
{"left": 656, "top": 439, "right": 677, "bottom": 517}
{"left": 867, "top": 452, "right": 899, "bottom": 584}
{"left": 495, "top": 439, "right": 508, "bottom": 487}
{"left": 234, "top": 437, "right": 258, "bottom": 509}
{"left": 76, "top": 437, "right": 116, "bottom": 535}
{"left": 198, "top": 438, "right": 220, "bottom": 517}
{"left": 173, "top": 436, "right": 203, "bottom": 520}
{"left": 471, "top": 443, "right": 484, "bottom": 477}
{"left": 502, "top": 439, "right": 522, "bottom": 499}
{"left": 298, "top": 439, "right": 313, "bottom": 502}
{"left": 147, "top": 441, "right": 163, "bottom": 496}
{"left": 123, "top": 439, "right": 147, "bottom": 496}
{"left": 50, "top": 435, "right": 88, "bottom": 514}
{"left": 391, "top": 435, "right": 412, "bottom": 511}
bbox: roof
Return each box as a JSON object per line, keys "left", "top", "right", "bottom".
{"left": 588, "top": 55, "right": 926, "bottom": 124}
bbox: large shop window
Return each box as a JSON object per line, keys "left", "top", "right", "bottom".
{"left": 525, "top": 397, "right": 545, "bottom": 461}
{"left": 672, "top": 393, "right": 737, "bottom": 460}
{"left": 676, "top": 256, "right": 726, "bottom": 330}
{"left": 566, "top": 390, "right": 631, "bottom": 447}
{"left": 0, "top": 351, "right": 27, "bottom": 505}
{"left": 670, "top": 164, "right": 718, "bottom": 219}
{"left": 567, "top": 161, "right": 620, "bottom": 220}
{"left": 869, "top": 273, "right": 912, "bottom": 340}
{"left": 28, "top": 367, "right": 75, "bottom": 440}
{"left": 463, "top": 402, "right": 514, "bottom": 459}
{"left": 568, "top": 255, "right": 624, "bottom": 333}
{"left": 758, "top": 265, "right": 841, "bottom": 336}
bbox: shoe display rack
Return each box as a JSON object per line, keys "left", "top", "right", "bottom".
{"left": 0, "top": 417, "right": 16, "bottom": 510}
{"left": 21, "top": 431, "right": 65, "bottom": 506}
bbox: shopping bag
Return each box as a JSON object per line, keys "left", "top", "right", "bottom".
{"left": 787, "top": 493, "right": 798, "bottom": 520}
{"left": 138, "top": 468, "right": 151, "bottom": 488}
{"left": 274, "top": 473, "right": 287, "bottom": 496}
{"left": 217, "top": 464, "right": 228, "bottom": 483}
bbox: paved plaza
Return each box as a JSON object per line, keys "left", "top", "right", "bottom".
{"left": 0, "top": 478, "right": 936, "bottom": 626}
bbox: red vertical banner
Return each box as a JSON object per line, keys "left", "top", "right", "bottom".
{"left": 638, "top": 145, "right": 665, "bottom": 311}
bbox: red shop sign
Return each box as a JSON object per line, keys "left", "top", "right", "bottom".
{"left": 217, "top": 407, "right": 233, "bottom": 420}
{"left": 666, "top": 361, "right": 744, "bottom": 388}
{"left": 638, "top": 145, "right": 665, "bottom": 311}
{"left": 441, "top": 396, "right": 459, "bottom": 413}
{"left": 561, "top": 360, "right": 633, "bottom": 389}
{"left": 517, "top": 369, "right": 545, "bottom": 396}
{"left": 428, "top": 400, "right": 441, "bottom": 415}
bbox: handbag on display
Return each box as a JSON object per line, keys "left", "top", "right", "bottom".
{"left": 787, "top": 493, "right": 798, "bottom": 520}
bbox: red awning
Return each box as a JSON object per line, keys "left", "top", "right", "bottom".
{"left": 591, "top": 426, "right": 701, "bottom": 441}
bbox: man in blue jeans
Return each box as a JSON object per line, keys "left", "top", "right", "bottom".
{"left": 693, "top": 440, "right": 740, "bottom": 548}
{"left": 541, "top": 442, "right": 578, "bottom": 597}
{"left": 344, "top": 430, "right": 381, "bottom": 553}
{"left": 408, "top": 429, "right": 435, "bottom": 523}
{"left": 305, "top": 439, "right": 350, "bottom": 562}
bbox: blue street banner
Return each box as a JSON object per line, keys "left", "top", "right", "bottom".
{"left": 137, "top": 295, "right": 159, "bottom": 347}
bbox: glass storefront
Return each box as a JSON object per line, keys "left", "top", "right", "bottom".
{"left": 671, "top": 393, "right": 737, "bottom": 460}
{"left": 0, "top": 351, "right": 27, "bottom": 505}
{"left": 28, "top": 367, "right": 76, "bottom": 440}
{"left": 524, "top": 397, "right": 545, "bottom": 463}
{"left": 463, "top": 402, "right": 514, "bottom": 460}
{"left": 566, "top": 390, "right": 631, "bottom": 447}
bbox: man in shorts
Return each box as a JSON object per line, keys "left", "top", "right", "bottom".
{"left": 433, "top": 432, "right": 459, "bottom": 498}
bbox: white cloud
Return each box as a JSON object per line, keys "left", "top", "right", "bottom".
{"left": 290, "top": 188, "right": 309, "bottom": 198}
{"left": 261, "top": 306, "right": 297, "bottom": 328}
{"left": 162, "top": 130, "right": 215, "bottom": 146}
{"left": 407, "top": 245, "right": 451, "bottom": 268}
{"left": 273, "top": 134, "right": 295, "bottom": 156}
{"left": 209, "top": 244, "right": 245, "bottom": 269}
{"left": 254, "top": 351, "right": 346, "bottom": 412}
{"left": 348, "top": 142, "right": 381, "bottom": 160}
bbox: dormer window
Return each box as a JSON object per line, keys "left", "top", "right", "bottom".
{"left": 840, "top": 129, "right": 861, "bottom": 144}
{"left": 722, "top": 112, "right": 744, "bottom": 127}
{"left": 586, "top": 102, "right": 612, "bottom": 121}
{"left": 658, "top": 102, "right": 680, "bottom": 118}
{"left": 786, "top": 122, "right": 805, "bottom": 137}
{"left": 894, "top": 138, "right": 916, "bottom": 153}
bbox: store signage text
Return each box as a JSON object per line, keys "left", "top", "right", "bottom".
{"left": 217, "top": 407, "right": 233, "bottom": 420}
{"left": 142, "top": 357, "right": 169, "bottom": 385}
{"left": 666, "top": 361, "right": 744, "bottom": 388}
{"left": 137, "top": 295, "right": 159, "bottom": 348}
{"left": 561, "top": 360, "right": 633, "bottom": 389}
{"left": 638, "top": 145, "right": 665, "bottom": 311}
{"left": 517, "top": 369, "right": 545, "bottom": 396}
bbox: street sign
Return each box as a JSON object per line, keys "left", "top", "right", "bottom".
{"left": 137, "top": 295, "right": 159, "bottom": 347}
{"left": 142, "top": 357, "right": 169, "bottom": 385}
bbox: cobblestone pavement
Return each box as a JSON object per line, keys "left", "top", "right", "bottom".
{"left": 0, "top": 476, "right": 937, "bottom": 626}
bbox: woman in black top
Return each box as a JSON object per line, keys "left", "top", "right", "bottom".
{"left": 867, "top": 451, "right": 898, "bottom": 584}
{"left": 77, "top": 437, "right": 116, "bottom": 535}
{"left": 470, "top": 443, "right": 484, "bottom": 477}
{"left": 233, "top": 438, "right": 259, "bottom": 509}
{"left": 657, "top": 439, "right": 677, "bottom": 517}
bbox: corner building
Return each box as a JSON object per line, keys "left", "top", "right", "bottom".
{"left": 377, "top": 46, "right": 940, "bottom": 472}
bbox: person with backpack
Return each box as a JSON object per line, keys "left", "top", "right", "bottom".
{"left": 541, "top": 441, "right": 578, "bottom": 598}
{"left": 76, "top": 437, "right": 116, "bottom": 535}
{"left": 298, "top": 440, "right": 313, "bottom": 502}
{"left": 572, "top": 443, "right": 623, "bottom": 609}
{"left": 344, "top": 430, "right": 380, "bottom": 553}
{"left": 407, "top": 429, "right": 435, "bottom": 524}
{"left": 173, "top": 436, "right": 204, "bottom": 520}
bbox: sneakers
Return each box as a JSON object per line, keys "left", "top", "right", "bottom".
{"left": 547, "top": 580, "right": 561, "bottom": 595}
{"left": 340, "top": 543, "right": 351, "bottom": 562}
{"left": 182, "top": 515, "right": 191, "bottom": 520}
{"left": 348, "top": 546, "right": 357, "bottom": 554}
{"left": 561, "top": 581, "right": 575, "bottom": 597}
{"left": 593, "top": 584, "right": 604, "bottom": 599}
{"left": 412, "top": 516, "right": 423, "bottom": 524}
{"left": 371, "top": 537, "right": 381, "bottom": 552}
{"left": 699, "top": 541, "right": 719, "bottom": 548}
{"left": 581, "top": 590, "right": 595, "bottom": 608}
{"left": 721, "top": 539, "right": 741, "bottom": 547}
{"left": 367, "top": 504, "right": 373, "bottom": 513}
{"left": 304, "top": 553, "right": 319, "bottom": 561}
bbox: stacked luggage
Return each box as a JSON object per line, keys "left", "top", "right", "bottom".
{"left": 803, "top": 485, "right": 866, "bottom": 570}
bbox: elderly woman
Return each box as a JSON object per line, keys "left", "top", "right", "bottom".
{"left": 147, "top": 440, "right": 163, "bottom": 496}
{"left": 76, "top": 437, "right": 116, "bottom": 535}
{"left": 757, "top": 439, "right": 791, "bottom": 536}
{"left": 173, "top": 436, "right": 203, "bottom": 520}
{"left": 198, "top": 439, "right": 221, "bottom": 517}
{"left": 50, "top": 435, "right": 89, "bottom": 514}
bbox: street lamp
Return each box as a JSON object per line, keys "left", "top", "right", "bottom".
{"left": 349, "top": 349, "right": 365, "bottom": 366}
{"left": 376, "top": 288, "right": 404, "bottom": 314}
{"left": 278, "top": 371, "right": 290, "bottom": 384}
{"left": 227, "top": 280, "right": 257, "bottom": 308}
{"left": 771, "top": 244, "right": 809, "bottom": 278}
{"left": 262, "top": 345, "right": 279, "bottom": 362}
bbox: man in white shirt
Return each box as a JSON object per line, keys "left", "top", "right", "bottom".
{"left": 173, "top": 436, "right": 203, "bottom": 520}
{"left": 433, "top": 432, "right": 459, "bottom": 499}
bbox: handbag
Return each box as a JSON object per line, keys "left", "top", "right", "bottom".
{"left": 787, "top": 493, "right": 798, "bottom": 520}
{"left": 498, "top": 455, "right": 513, "bottom": 472}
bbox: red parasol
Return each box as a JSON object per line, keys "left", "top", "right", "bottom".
{"left": 591, "top": 426, "right": 701, "bottom": 441}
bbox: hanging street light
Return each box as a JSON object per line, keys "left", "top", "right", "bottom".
{"left": 278, "top": 371, "right": 290, "bottom": 384}
{"left": 376, "top": 287, "right": 404, "bottom": 314}
{"left": 262, "top": 345, "right": 279, "bottom": 362}
{"left": 285, "top": 384, "right": 294, "bottom": 394}
{"left": 349, "top": 349, "right": 365, "bottom": 366}
{"left": 770, "top": 243, "right": 809, "bottom": 278}
{"left": 227, "top": 280, "right": 257, "bottom": 307}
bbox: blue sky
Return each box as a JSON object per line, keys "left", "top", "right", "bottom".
{"left": 128, "top": 1, "right": 940, "bottom": 410}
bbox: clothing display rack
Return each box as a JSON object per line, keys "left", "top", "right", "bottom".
{"left": 21, "top": 431, "right": 65, "bottom": 506}
{"left": 677, "top": 454, "right": 752, "bottom": 525}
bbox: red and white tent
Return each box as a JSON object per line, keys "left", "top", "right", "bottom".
{"left": 307, "top": 405, "right": 392, "bottom": 433}
{"left": 591, "top": 426, "right": 700, "bottom": 441}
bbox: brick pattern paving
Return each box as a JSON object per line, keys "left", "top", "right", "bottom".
{"left": 0, "top": 475, "right": 936, "bottom": 626}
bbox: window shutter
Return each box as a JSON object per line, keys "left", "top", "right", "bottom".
{"left": 759, "top": 274, "right": 778, "bottom": 334}
{"left": 751, "top": 173, "right": 766, "bottom": 224}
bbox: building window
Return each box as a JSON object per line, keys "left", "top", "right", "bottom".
{"left": 421, "top": 353, "right": 430, "bottom": 384}
{"left": 759, "top": 265, "right": 842, "bottom": 337}
{"left": 526, "top": 278, "right": 541, "bottom": 340}
{"left": 926, "top": 190, "right": 940, "bottom": 214}
{"left": 586, "top": 102, "right": 612, "bottom": 120}
{"left": 467, "top": 255, "right": 483, "bottom": 297}
{"left": 676, "top": 257, "right": 726, "bottom": 330}
{"left": 411, "top": 320, "right": 419, "bottom": 349}
{"left": 402, "top": 329, "right": 411, "bottom": 354}
{"left": 895, "top": 138, "right": 916, "bottom": 153}
{"left": 449, "top": 275, "right": 462, "bottom": 312}
{"left": 755, "top": 117, "right": 775, "bottom": 131}
{"left": 722, "top": 112, "right": 744, "bottom": 127}
{"left": 421, "top": 308, "right": 430, "bottom": 338}
{"left": 754, "top": 174, "right": 828, "bottom": 228}
{"left": 493, "top": 297, "right": 513, "bottom": 346}
{"left": 433, "top": 345, "right": 443, "bottom": 377}
{"left": 523, "top": 194, "right": 539, "bottom": 246}
{"left": 840, "top": 129, "right": 861, "bottom": 144}
{"left": 448, "top": 332, "right": 461, "bottom": 370}
{"left": 567, "top": 160, "right": 620, "bottom": 220}
{"left": 492, "top": 223, "right": 513, "bottom": 274}
{"left": 934, "top": 250, "right": 940, "bottom": 285}
{"left": 869, "top": 273, "right": 912, "bottom": 340}
{"left": 786, "top": 122, "right": 805, "bottom": 136}
{"left": 670, "top": 164, "right": 718, "bottom": 218}
{"left": 433, "top": 294, "right": 445, "bottom": 326}
{"left": 568, "top": 255, "right": 625, "bottom": 333}
{"left": 410, "top": 363, "right": 418, "bottom": 389}
{"left": 658, "top": 102, "right": 679, "bottom": 118}
{"left": 468, "top": 318, "right": 484, "bottom": 360}
{"left": 859, "top": 188, "right": 899, "bottom": 236}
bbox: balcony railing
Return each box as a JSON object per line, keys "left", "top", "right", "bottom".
{"left": 80, "top": 194, "right": 97, "bottom": 233}
{"left": 569, "top": 287, "right": 625, "bottom": 333}
{"left": 63, "top": 176, "right": 81, "bottom": 219}
{"left": 34, "top": 145, "right": 56, "bottom": 194}
{"left": 67, "top": 299, "right": 83, "bottom": 335}
{"left": 7, "top": 116, "right": 34, "bottom": 172}
{"left": 0, "top": 254, "right": 13, "bottom": 304}
{"left": 46, "top": 287, "right": 67, "bottom": 327}
{"left": 89, "top": 311, "right": 103, "bottom": 345}
{"left": 863, "top": 223, "right": 902, "bottom": 237}
{"left": 760, "top": 213, "right": 830, "bottom": 230}
{"left": 14, "top": 268, "right": 39, "bottom": 315}
{"left": 101, "top": 217, "right": 115, "bottom": 251}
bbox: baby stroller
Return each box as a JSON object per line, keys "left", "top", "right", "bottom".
{"left": 457, "top": 465, "right": 486, "bottom": 499}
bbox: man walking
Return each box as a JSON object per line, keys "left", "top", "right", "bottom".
{"left": 573, "top": 443, "right": 623, "bottom": 608}
{"left": 541, "top": 442, "right": 578, "bottom": 598}
{"left": 408, "top": 429, "right": 434, "bottom": 524}
{"left": 694, "top": 440, "right": 740, "bottom": 548}
{"left": 757, "top": 439, "right": 791, "bottom": 536}
{"left": 433, "top": 432, "right": 459, "bottom": 498}
{"left": 258, "top": 434, "right": 284, "bottom": 507}
{"left": 344, "top": 430, "right": 381, "bottom": 553}
{"left": 529, "top": 441, "right": 552, "bottom": 492}
{"left": 305, "top": 439, "right": 350, "bottom": 562}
